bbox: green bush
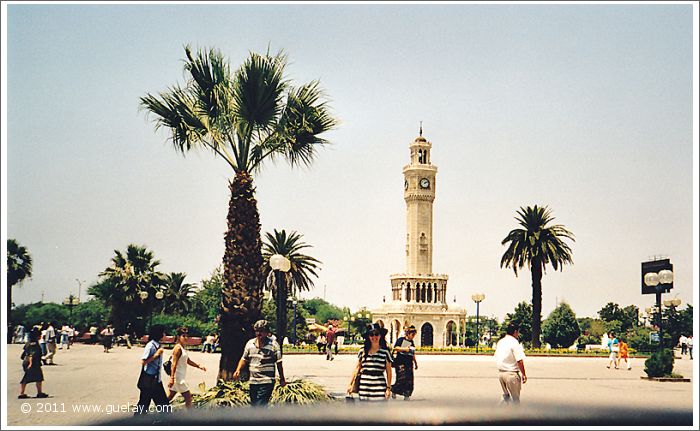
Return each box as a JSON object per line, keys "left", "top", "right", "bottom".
{"left": 644, "top": 349, "right": 674, "bottom": 378}
{"left": 181, "top": 379, "right": 333, "bottom": 408}
{"left": 542, "top": 303, "right": 581, "bottom": 348}
{"left": 150, "top": 314, "right": 217, "bottom": 337}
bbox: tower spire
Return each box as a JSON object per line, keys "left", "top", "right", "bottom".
{"left": 419, "top": 121, "right": 423, "bottom": 136}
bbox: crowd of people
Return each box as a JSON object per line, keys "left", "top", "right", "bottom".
{"left": 21, "top": 317, "right": 692, "bottom": 411}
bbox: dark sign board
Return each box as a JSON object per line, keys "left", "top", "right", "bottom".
{"left": 641, "top": 259, "right": 673, "bottom": 295}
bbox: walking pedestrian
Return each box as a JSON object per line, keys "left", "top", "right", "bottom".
{"left": 494, "top": 322, "right": 527, "bottom": 404}
{"left": 101, "top": 324, "right": 114, "bottom": 353}
{"left": 606, "top": 331, "right": 619, "bottom": 369}
{"left": 167, "top": 327, "right": 206, "bottom": 408}
{"left": 348, "top": 323, "right": 392, "bottom": 402}
{"left": 687, "top": 336, "right": 693, "bottom": 359}
{"left": 326, "top": 324, "right": 336, "bottom": 361}
{"left": 136, "top": 324, "right": 169, "bottom": 414}
{"left": 38, "top": 323, "right": 47, "bottom": 362}
{"left": 60, "top": 324, "right": 71, "bottom": 350}
{"left": 233, "top": 320, "right": 286, "bottom": 406}
{"left": 19, "top": 328, "right": 49, "bottom": 399}
{"left": 678, "top": 335, "right": 687, "bottom": 356}
{"left": 391, "top": 325, "right": 418, "bottom": 400}
{"left": 617, "top": 336, "right": 632, "bottom": 370}
{"left": 43, "top": 322, "right": 57, "bottom": 365}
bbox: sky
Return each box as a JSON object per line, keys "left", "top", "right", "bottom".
{"left": 3, "top": 3, "right": 698, "bottom": 323}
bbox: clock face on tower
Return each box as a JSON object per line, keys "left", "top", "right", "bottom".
{"left": 420, "top": 178, "right": 430, "bottom": 189}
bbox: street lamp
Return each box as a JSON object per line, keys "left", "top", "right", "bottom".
{"left": 140, "top": 290, "right": 164, "bottom": 331}
{"left": 62, "top": 294, "right": 81, "bottom": 325}
{"left": 644, "top": 268, "right": 674, "bottom": 349}
{"left": 75, "top": 279, "right": 86, "bottom": 303}
{"left": 292, "top": 299, "right": 298, "bottom": 345}
{"left": 269, "top": 254, "right": 291, "bottom": 345}
{"left": 471, "top": 293, "right": 486, "bottom": 353}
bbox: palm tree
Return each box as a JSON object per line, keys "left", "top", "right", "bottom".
{"left": 262, "top": 229, "right": 322, "bottom": 343}
{"left": 500, "top": 205, "right": 575, "bottom": 348}
{"left": 140, "top": 46, "right": 337, "bottom": 380}
{"left": 7, "top": 239, "right": 33, "bottom": 325}
{"left": 91, "top": 244, "right": 166, "bottom": 334}
{"left": 161, "top": 272, "right": 196, "bottom": 315}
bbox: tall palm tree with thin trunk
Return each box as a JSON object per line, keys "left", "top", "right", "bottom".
{"left": 500, "top": 205, "right": 575, "bottom": 348}
{"left": 262, "top": 229, "right": 322, "bottom": 343}
{"left": 140, "top": 46, "right": 337, "bottom": 380}
{"left": 7, "top": 239, "right": 33, "bottom": 325}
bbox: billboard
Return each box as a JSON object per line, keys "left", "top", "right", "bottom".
{"left": 641, "top": 259, "right": 673, "bottom": 295}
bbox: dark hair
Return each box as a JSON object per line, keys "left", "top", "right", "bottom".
{"left": 176, "top": 326, "right": 189, "bottom": 339}
{"left": 506, "top": 322, "right": 520, "bottom": 336}
{"left": 28, "top": 327, "right": 40, "bottom": 343}
{"left": 363, "top": 324, "right": 388, "bottom": 354}
{"left": 148, "top": 324, "right": 165, "bottom": 341}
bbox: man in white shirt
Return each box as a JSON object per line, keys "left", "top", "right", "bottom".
{"left": 494, "top": 323, "right": 527, "bottom": 404}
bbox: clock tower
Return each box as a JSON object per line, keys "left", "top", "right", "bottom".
{"left": 403, "top": 129, "right": 437, "bottom": 275}
{"left": 373, "top": 127, "right": 464, "bottom": 348}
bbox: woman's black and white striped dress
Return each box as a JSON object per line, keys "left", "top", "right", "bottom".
{"left": 357, "top": 348, "right": 393, "bottom": 401}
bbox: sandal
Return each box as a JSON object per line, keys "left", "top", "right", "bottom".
{"left": 18, "top": 394, "right": 29, "bottom": 399}
{"left": 36, "top": 392, "right": 49, "bottom": 398}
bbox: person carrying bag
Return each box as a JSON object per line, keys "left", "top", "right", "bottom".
{"left": 136, "top": 325, "right": 169, "bottom": 413}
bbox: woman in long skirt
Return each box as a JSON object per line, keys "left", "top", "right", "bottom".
{"left": 391, "top": 325, "right": 418, "bottom": 400}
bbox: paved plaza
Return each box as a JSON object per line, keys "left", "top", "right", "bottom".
{"left": 4, "top": 343, "right": 695, "bottom": 426}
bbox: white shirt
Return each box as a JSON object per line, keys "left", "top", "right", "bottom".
{"left": 494, "top": 334, "right": 526, "bottom": 372}
{"left": 679, "top": 335, "right": 687, "bottom": 345}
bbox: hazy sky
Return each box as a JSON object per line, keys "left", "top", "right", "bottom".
{"left": 3, "top": 3, "right": 697, "bottom": 322}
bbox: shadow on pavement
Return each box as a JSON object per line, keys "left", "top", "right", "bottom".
{"left": 99, "top": 398, "right": 692, "bottom": 426}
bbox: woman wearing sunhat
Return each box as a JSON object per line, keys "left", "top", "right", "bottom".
{"left": 348, "top": 323, "right": 393, "bottom": 401}
{"left": 391, "top": 325, "right": 418, "bottom": 400}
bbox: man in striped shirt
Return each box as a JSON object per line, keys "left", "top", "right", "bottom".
{"left": 233, "top": 320, "right": 286, "bottom": 406}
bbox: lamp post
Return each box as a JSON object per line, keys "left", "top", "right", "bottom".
{"left": 471, "top": 293, "right": 485, "bottom": 353}
{"left": 644, "top": 269, "right": 673, "bottom": 349}
{"left": 292, "top": 299, "right": 298, "bottom": 345}
{"left": 62, "top": 294, "right": 81, "bottom": 325}
{"left": 269, "top": 254, "right": 291, "bottom": 345}
{"left": 75, "top": 279, "right": 85, "bottom": 303}
{"left": 140, "top": 290, "right": 164, "bottom": 332}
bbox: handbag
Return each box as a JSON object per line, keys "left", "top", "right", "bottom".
{"left": 137, "top": 369, "right": 158, "bottom": 391}
{"left": 349, "top": 352, "right": 364, "bottom": 394}
{"left": 163, "top": 357, "right": 172, "bottom": 376}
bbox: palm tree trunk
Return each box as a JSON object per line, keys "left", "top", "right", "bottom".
{"left": 7, "top": 282, "right": 13, "bottom": 343}
{"left": 530, "top": 262, "right": 543, "bottom": 348}
{"left": 218, "top": 172, "right": 264, "bottom": 381}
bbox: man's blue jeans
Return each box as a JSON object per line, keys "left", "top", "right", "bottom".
{"left": 249, "top": 383, "right": 275, "bottom": 406}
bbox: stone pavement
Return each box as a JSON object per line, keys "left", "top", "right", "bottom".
{"left": 4, "top": 343, "right": 695, "bottom": 426}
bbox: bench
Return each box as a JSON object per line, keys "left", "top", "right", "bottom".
{"left": 136, "top": 335, "right": 202, "bottom": 348}
{"left": 78, "top": 332, "right": 94, "bottom": 343}
{"left": 184, "top": 337, "right": 202, "bottom": 347}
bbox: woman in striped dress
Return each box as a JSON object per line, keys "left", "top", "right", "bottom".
{"left": 348, "top": 324, "right": 393, "bottom": 401}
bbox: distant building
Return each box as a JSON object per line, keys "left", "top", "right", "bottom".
{"left": 372, "top": 130, "right": 465, "bottom": 347}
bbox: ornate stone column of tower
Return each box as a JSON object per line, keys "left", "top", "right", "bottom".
{"left": 404, "top": 129, "right": 437, "bottom": 275}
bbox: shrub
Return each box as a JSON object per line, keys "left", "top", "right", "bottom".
{"left": 150, "top": 314, "right": 217, "bottom": 337}
{"left": 644, "top": 349, "right": 674, "bottom": 378}
{"left": 181, "top": 379, "right": 333, "bottom": 408}
{"left": 542, "top": 303, "right": 580, "bottom": 348}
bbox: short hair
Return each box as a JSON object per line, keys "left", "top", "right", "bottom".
{"left": 148, "top": 324, "right": 165, "bottom": 341}
{"left": 506, "top": 322, "right": 519, "bottom": 336}
{"left": 253, "top": 319, "right": 270, "bottom": 333}
{"left": 176, "top": 326, "right": 189, "bottom": 337}
{"left": 28, "top": 327, "right": 40, "bottom": 342}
